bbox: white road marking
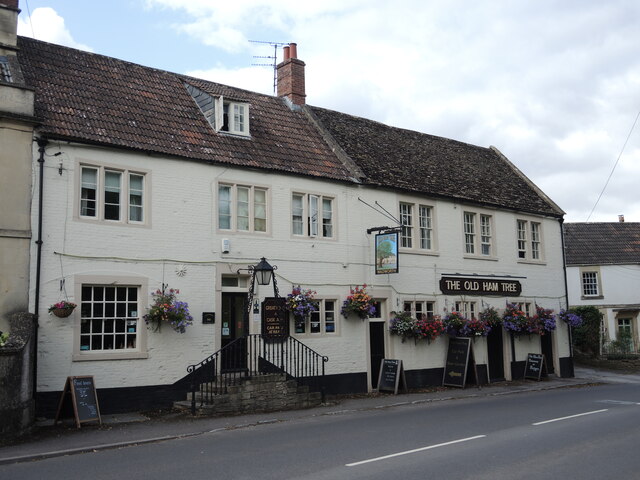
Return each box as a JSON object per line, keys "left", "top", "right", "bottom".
{"left": 532, "top": 409, "right": 608, "bottom": 426}
{"left": 345, "top": 435, "right": 486, "bottom": 467}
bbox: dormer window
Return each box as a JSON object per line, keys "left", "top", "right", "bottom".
{"left": 185, "top": 83, "right": 250, "bottom": 137}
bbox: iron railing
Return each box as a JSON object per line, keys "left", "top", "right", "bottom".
{"left": 186, "top": 334, "right": 328, "bottom": 415}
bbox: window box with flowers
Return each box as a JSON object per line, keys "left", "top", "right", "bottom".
{"left": 502, "top": 303, "right": 528, "bottom": 335}
{"left": 503, "top": 303, "right": 556, "bottom": 336}
{"left": 558, "top": 309, "right": 583, "bottom": 328}
{"left": 144, "top": 287, "right": 193, "bottom": 333}
{"left": 443, "top": 311, "right": 468, "bottom": 337}
{"left": 389, "top": 311, "right": 445, "bottom": 344}
{"left": 341, "top": 285, "right": 376, "bottom": 319}
{"left": 48, "top": 300, "right": 77, "bottom": 318}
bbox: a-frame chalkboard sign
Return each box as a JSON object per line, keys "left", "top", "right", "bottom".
{"left": 377, "top": 359, "right": 407, "bottom": 394}
{"left": 524, "top": 353, "right": 547, "bottom": 381}
{"left": 443, "top": 337, "right": 480, "bottom": 389}
{"left": 55, "top": 376, "right": 102, "bottom": 428}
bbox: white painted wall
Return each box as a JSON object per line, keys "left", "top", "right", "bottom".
{"left": 31, "top": 142, "right": 570, "bottom": 392}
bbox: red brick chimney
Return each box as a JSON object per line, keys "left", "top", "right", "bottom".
{"left": 277, "top": 42, "right": 306, "bottom": 106}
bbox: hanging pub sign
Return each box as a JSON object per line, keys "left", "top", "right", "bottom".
{"left": 262, "top": 297, "right": 288, "bottom": 340}
{"left": 375, "top": 232, "right": 399, "bottom": 274}
{"left": 439, "top": 276, "right": 522, "bottom": 297}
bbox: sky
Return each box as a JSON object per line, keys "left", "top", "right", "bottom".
{"left": 16, "top": 0, "right": 640, "bottom": 223}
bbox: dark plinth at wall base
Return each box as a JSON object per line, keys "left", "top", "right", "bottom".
{"left": 511, "top": 361, "right": 526, "bottom": 380}
{"left": 324, "top": 372, "right": 368, "bottom": 395}
{"left": 404, "top": 367, "right": 444, "bottom": 389}
{"left": 559, "top": 356, "right": 574, "bottom": 378}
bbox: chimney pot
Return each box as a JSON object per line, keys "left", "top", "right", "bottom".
{"left": 277, "top": 42, "right": 305, "bottom": 106}
{"left": 619, "top": 214, "right": 625, "bottom": 223}
{"left": 283, "top": 45, "right": 290, "bottom": 61}
{"left": 289, "top": 43, "right": 297, "bottom": 59}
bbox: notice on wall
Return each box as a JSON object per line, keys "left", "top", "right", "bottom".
{"left": 262, "top": 297, "right": 289, "bottom": 340}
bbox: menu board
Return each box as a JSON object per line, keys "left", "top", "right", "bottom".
{"left": 377, "top": 359, "right": 406, "bottom": 394}
{"left": 524, "top": 353, "right": 546, "bottom": 381}
{"left": 55, "top": 376, "right": 102, "bottom": 428}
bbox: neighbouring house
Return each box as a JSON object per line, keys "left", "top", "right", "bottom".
{"left": 564, "top": 220, "right": 640, "bottom": 354}
{"left": 2, "top": 1, "right": 574, "bottom": 417}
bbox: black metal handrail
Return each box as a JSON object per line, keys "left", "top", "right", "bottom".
{"left": 186, "top": 334, "right": 328, "bottom": 415}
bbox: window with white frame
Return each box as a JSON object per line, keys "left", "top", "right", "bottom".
{"left": 581, "top": 271, "right": 600, "bottom": 297}
{"left": 185, "top": 85, "right": 250, "bottom": 137}
{"left": 400, "top": 202, "right": 434, "bottom": 250}
{"left": 218, "top": 183, "right": 268, "bottom": 232}
{"left": 294, "top": 299, "right": 337, "bottom": 334}
{"left": 403, "top": 300, "right": 435, "bottom": 319}
{"left": 463, "top": 212, "right": 493, "bottom": 256}
{"left": 516, "top": 302, "right": 532, "bottom": 317}
{"left": 517, "top": 219, "right": 543, "bottom": 260}
{"left": 80, "top": 166, "right": 146, "bottom": 224}
{"left": 292, "top": 193, "right": 334, "bottom": 238}
{"left": 80, "top": 285, "right": 140, "bottom": 352}
{"left": 455, "top": 301, "right": 477, "bottom": 319}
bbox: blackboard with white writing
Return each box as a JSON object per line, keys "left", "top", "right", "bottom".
{"left": 55, "top": 376, "right": 102, "bottom": 428}
{"left": 443, "top": 337, "right": 473, "bottom": 388}
{"left": 377, "top": 359, "right": 406, "bottom": 394}
{"left": 524, "top": 353, "right": 545, "bottom": 381}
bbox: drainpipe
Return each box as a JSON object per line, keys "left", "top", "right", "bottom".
{"left": 33, "top": 137, "right": 47, "bottom": 406}
{"left": 559, "top": 216, "right": 574, "bottom": 376}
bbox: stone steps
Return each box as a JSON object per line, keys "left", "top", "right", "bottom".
{"left": 174, "top": 373, "right": 322, "bottom": 416}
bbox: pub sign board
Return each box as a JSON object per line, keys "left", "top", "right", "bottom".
{"left": 439, "top": 276, "right": 522, "bottom": 297}
{"left": 262, "top": 297, "right": 289, "bottom": 340}
{"left": 375, "top": 232, "right": 399, "bottom": 275}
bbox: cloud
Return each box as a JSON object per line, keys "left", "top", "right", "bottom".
{"left": 17, "top": 7, "right": 93, "bottom": 52}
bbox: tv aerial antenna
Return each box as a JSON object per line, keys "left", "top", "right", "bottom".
{"left": 249, "top": 40, "right": 289, "bottom": 94}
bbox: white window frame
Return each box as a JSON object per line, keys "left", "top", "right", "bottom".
{"left": 291, "top": 192, "right": 335, "bottom": 239}
{"left": 403, "top": 300, "right": 435, "bottom": 319}
{"left": 292, "top": 298, "right": 338, "bottom": 336}
{"left": 463, "top": 211, "right": 494, "bottom": 257}
{"left": 399, "top": 201, "right": 435, "bottom": 252}
{"left": 218, "top": 183, "right": 269, "bottom": 233}
{"left": 455, "top": 301, "right": 477, "bottom": 319}
{"left": 516, "top": 302, "right": 532, "bottom": 317}
{"left": 73, "top": 275, "right": 148, "bottom": 361}
{"left": 517, "top": 219, "right": 544, "bottom": 261}
{"left": 78, "top": 164, "right": 148, "bottom": 225}
{"left": 581, "top": 270, "right": 601, "bottom": 297}
{"left": 215, "top": 97, "right": 250, "bottom": 137}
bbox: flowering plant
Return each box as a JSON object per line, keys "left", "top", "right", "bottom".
{"left": 48, "top": 300, "right": 77, "bottom": 314}
{"left": 415, "top": 314, "right": 445, "bottom": 342}
{"left": 502, "top": 303, "right": 529, "bottom": 334}
{"left": 389, "top": 311, "right": 416, "bottom": 341}
{"left": 558, "top": 309, "right": 583, "bottom": 328}
{"left": 479, "top": 306, "right": 501, "bottom": 327}
{"left": 443, "top": 311, "right": 468, "bottom": 336}
{"left": 286, "top": 286, "right": 318, "bottom": 318}
{"left": 529, "top": 306, "right": 556, "bottom": 335}
{"left": 0, "top": 331, "right": 9, "bottom": 347}
{"left": 460, "top": 317, "right": 491, "bottom": 337}
{"left": 341, "top": 285, "right": 376, "bottom": 319}
{"left": 144, "top": 287, "right": 193, "bottom": 333}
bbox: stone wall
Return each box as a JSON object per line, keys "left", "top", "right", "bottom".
{"left": 0, "top": 312, "right": 36, "bottom": 438}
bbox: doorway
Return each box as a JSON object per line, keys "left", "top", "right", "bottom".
{"left": 487, "top": 326, "right": 505, "bottom": 382}
{"left": 369, "top": 322, "right": 385, "bottom": 389}
{"left": 540, "top": 332, "right": 555, "bottom": 374}
{"left": 221, "top": 292, "right": 248, "bottom": 371}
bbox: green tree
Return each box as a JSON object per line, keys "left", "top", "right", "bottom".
{"left": 376, "top": 240, "right": 394, "bottom": 268}
{"left": 571, "top": 306, "right": 602, "bottom": 357}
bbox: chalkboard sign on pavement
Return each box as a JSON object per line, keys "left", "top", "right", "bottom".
{"left": 377, "top": 359, "right": 407, "bottom": 394}
{"left": 524, "top": 353, "right": 546, "bottom": 381}
{"left": 55, "top": 376, "right": 102, "bottom": 428}
{"left": 443, "top": 337, "right": 479, "bottom": 389}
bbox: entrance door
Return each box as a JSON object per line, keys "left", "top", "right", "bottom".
{"left": 221, "top": 292, "right": 248, "bottom": 372}
{"left": 369, "top": 322, "right": 385, "bottom": 389}
{"left": 541, "top": 332, "right": 555, "bottom": 374}
{"left": 487, "top": 326, "right": 505, "bottom": 382}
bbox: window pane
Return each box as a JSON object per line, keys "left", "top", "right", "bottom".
{"left": 292, "top": 194, "right": 304, "bottom": 235}
{"left": 400, "top": 203, "right": 413, "bottom": 248}
{"left": 322, "top": 198, "right": 333, "bottom": 237}
{"left": 104, "top": 171, "right": 121, "bottom": 220}
{"left": 237, "top": 187, "right": 249, "bottom": 231}
{"left": 309, "top": 195, "right": 319, "bottom": 236}
{"left": 129, "top": 173, "right": 144, "bottom": 222}
{"left": 233, "top": 104, "right": 245, "bottom": 132}
{"left": 81, "top": 168, "right": 97, "bottom": 217}
{"left": 480, "top": 215, "right": 491, "bottom": 256}
{"left": 464, "top": 213, "right": 475, "bottom": 254}
{"left": 531, "top": 222, "right": 541, "bottom": 259}
{"left": 254, "top": 188, "right": 267, "bottom": 232}
{"left": 419, "top": 205, "right": 431, "bottom": 249}
{"left": 218, "top": 185, "right": 231, "bottom": 229}
{"left": 517, "top": 220, "right": 527, "bottom": 258}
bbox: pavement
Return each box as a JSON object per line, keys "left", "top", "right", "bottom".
{"left": 1, "top": 366, "right": 637, "bottom": 466}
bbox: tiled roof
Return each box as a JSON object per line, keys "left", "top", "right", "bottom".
{"left": 564, "top": 222, "right": 640, "bottom": 265}
{"left": 16, "top": 36, "right": 355, "bottom": 182}
{"left": 16, "top": 36, "right": 563, "bottom": 217}
{"left": 308, "top": 106, "right": 563, "bottom": 217}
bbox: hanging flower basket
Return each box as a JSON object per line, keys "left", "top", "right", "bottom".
{"left": 48, "top": 301, "right": 77, "bottom": 318}
{"left": 341, "top": 284, "right": 376, "bottom": 319}
{"left": 286, "top": 286, "right": 318, "bottom": 318}
{"left": 144, "top": 287, "right": 193, "bottom": 333}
